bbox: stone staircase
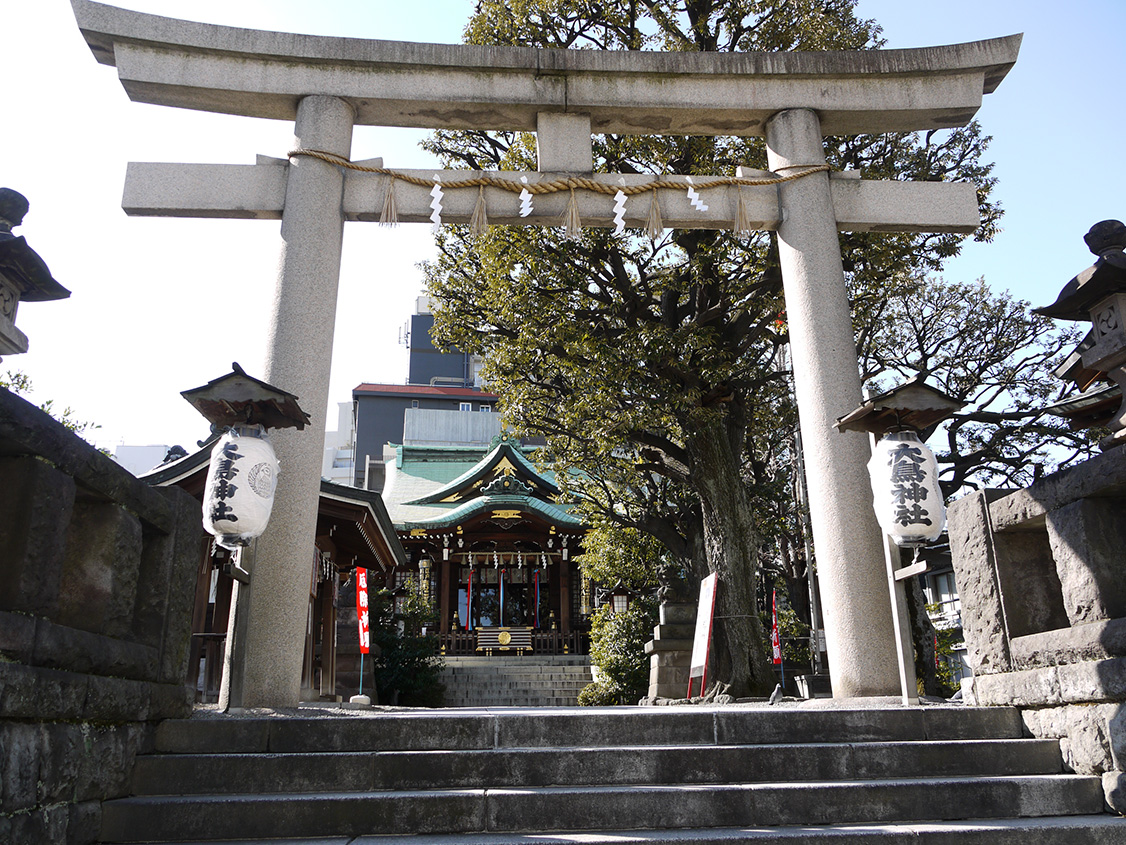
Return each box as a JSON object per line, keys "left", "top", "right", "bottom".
{"left": 440, "top": 655, "right": 592, "bottom": 706}
{"left": 95, "top": 705, "right": 1124, "bottom": 843}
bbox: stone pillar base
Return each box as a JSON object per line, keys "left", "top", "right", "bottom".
{"left": 644, "top": 602, "right": 696, "bottom": 700}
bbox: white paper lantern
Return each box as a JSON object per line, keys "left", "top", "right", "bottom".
{"left": 867, "top": 430, "right": 945, "bottom": 547}
{"left": 202, "top": 427, "right": 279, "bottom": 550}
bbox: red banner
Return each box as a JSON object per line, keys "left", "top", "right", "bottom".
{"left": 356, "top": 567, "right": 370, "bottom": 655}
{"left": 771, "top": 588, "right": 782, "bottom": 665}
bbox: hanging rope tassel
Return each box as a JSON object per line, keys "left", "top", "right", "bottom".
{"left": 734, "top": 189, "right": 753, "bottom": 236}
{"left": 645, "top": 188, "right": 663, "bottom": 241}
{"left": 379, "top": 177, "right": 399, "bottom": 227}
{"left": 469, "top": 185, "right": 489, "bottom": 236}
{"left": 563, "top": 188, "right": 582, "bottom": 240}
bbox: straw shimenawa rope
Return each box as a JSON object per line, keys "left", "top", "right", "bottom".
{"left": 290, "top": 147, "right": 830, "bottom": 234}
{"left": 289, "top": 147, "right": 829, "bottom": 195}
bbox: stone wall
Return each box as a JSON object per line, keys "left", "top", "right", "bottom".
{"left": 947, "top": 446, "right": 1126, "bottom": 812}
{"left": 0, "top": 387, "right": 201, "bottom": 844}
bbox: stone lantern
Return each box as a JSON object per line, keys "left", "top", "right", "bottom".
{"left": 1035, "top": 219, "right": 1126, "bottom": 449}
{"left": 0, "top": 188, "right": 70, "bottom": 357}
{"left": 597, "top": 581, "right": 640, "bottom": 615}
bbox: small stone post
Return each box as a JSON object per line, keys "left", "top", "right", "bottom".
{"left": 765, "top": 108, "right": 900, "bottom": 698}
{"left": 221, "top": 95, "right": 354, "bottom": 708}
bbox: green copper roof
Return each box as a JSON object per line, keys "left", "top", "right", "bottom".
{"left": 406, "top": 437, "right": 558, "bottom": 505}
{"left": 397, "top": 493, "right": 585, "bottom": 531}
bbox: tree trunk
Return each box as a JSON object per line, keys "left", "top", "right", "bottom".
{"left": 904, "top": 572, "right": 941, "bottom": 696}
{"left": 780, "top": 535, "right": 812, "bottom": 626}
{"left": 686, "top": 415, "right": 775, "bottom": 697}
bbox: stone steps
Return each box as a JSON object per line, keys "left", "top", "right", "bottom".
{"left": 122, "top": 817, "right": 1126, "bottom": 845}
{"left": 95, "top": 706, "right": 1118, "bottom": 843}
{"left": 442, "top": 697, "right": 583, "bottom": 708}
{"left": 440, "top": 657, "right": 592, "bottom": 707}
{"left": 442, "top": 675, "right": 591, "bottom": 680}
{"left": 442, "top": 677, "right": 591, "bottom": 686}
{"left": 148, "top": 707, "right": 1031, "bottom": 752}
{"left": 130, "top": 739, "right": 1063, "bottom": 794}
{"left": 101, "top": 776, "right": 1104, "bottom": 842}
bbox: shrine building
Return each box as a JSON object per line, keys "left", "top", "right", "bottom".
{"left": 379, "top": 432, "right": 591, "bottom": 657}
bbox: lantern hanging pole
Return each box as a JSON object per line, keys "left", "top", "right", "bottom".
{"left": 837, "top": 378, "right": 962, "bottom": 705}
{"left": 870, "top": 426, "right": 920, "bottom": 706}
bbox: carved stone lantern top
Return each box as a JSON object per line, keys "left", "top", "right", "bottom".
{"left": 1034, "top": 219, "right": 1126, "bottom": 322}
{"left": 0, "top": 188, "right": 70, "bottom": 303}
{"left": 0, "top": 188, "right": 71, "bottom": 358}
{"left": 1036, "top": 220, "right": 1126, "bottom": 448}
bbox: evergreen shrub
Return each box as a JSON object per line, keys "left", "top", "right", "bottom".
{"left": 579, "top": 596, "right": 658, "bottom": 705}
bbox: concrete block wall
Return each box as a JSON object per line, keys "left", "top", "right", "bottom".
{"left": 0, "top": 387, "right": 201, "bottom": 844}
{"left": 947, "top": 446, "right": 1126, "bottom": 813}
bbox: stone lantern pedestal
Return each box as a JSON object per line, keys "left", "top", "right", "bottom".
{"left": 644, "top": 602, "right": 697, "bottom": 701}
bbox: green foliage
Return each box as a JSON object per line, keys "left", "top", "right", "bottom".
{"left": 580, "top": 596, "right": 658, "bottom": 705}
{"left": 575, "top": 521, "right": 662, "bottom": 592}
{"left": 918, "top": 603, "right": 962, "bottom": 699}
{"left": 370, "top": 578, "right": 445, "bottom": 707}
{"left": 1, "top": 369, "right": 101, "bottom": 441}
{"left": 577, "top": 678, "right": 628, "bottom": 706}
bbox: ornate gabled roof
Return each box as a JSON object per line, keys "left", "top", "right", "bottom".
{"left": 405, "top": 434, "right": 558, "bottom": 505}
{"left": 397, "top": 493, "right": 586, "bottom": 532}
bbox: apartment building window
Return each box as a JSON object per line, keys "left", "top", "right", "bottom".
{"left": 460, "top": 402, "right": 472, "bottom": 411}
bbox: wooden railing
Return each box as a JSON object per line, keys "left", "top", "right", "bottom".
{"left": 189, "top": 632, "right": 226, "bottom": 703}
{"left": 440, "top": 629, "right": 589, "bottom": 656}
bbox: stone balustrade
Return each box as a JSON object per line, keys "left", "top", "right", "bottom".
{"left": 0, "top": 386, "right": 200, "bottom": 844}
{"left": 947, "top": 446, "right": 1126, "bottom": 812}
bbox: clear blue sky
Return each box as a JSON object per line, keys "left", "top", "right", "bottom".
{"left": 3, "top": 1, "right": 1122, "bottom": 453}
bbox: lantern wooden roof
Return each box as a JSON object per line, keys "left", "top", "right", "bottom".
{"left": 835, "top": 375, "right": 963, "bottom": 436}
{"left": 181, "top": 362, "right": 311, "bottom": 431}
{"left": 1052, "top": 330, "right": 1108, "bottom": 393}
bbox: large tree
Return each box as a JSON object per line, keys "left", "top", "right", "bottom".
{"left": 857, "top": 277, "right": 1096, "bottom": 495}
{"left": 424, "top": 0, "right": 1000, "bottom": 696}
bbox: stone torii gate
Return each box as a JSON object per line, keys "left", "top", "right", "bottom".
{"left": 72, "top": 0, "right": 1019, "bottom": 708}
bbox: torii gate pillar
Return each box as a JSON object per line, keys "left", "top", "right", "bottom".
{"left": 221, "top": 96, "right": 354, "bottom": 708}
{"left": 767, "top": 109, "right": 899, "bottom": 696}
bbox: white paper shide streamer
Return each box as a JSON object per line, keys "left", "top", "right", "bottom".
{"left": 686, "top": 176, "right": 708, "bottom": 212}
{"left": 519, "top": 176, "right": 533, "bottom": 217}
{"left": 430, "top": 174, "right": 444, "bottom": 233}
{"left": 613, "top": 188, "right": 627, "bottom": 235}
{"left": 867, "top": 430, "right": 945, "bottom": 547}
{"left": 202, "top": 428, "right": 280, "bottom": 549}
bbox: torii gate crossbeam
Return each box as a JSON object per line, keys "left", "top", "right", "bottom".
{"left": 72, "top": 0, "right": 1020, "bottom": 707}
